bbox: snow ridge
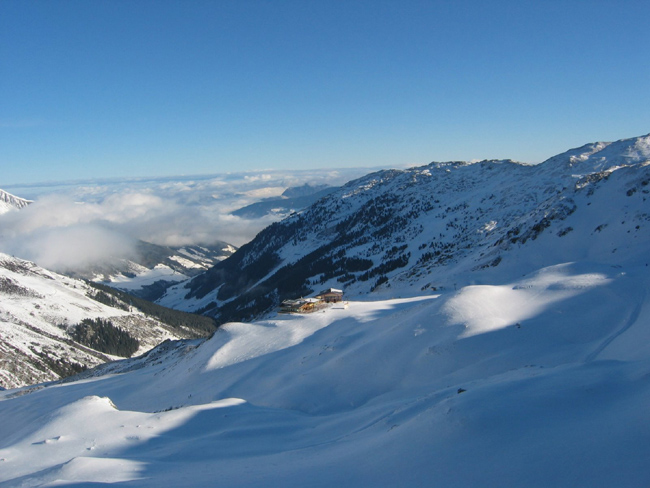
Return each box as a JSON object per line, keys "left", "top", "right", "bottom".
{"left": 162, "top": 133, "right": 650, "bottom": 326}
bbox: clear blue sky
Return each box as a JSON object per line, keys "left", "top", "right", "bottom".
{"left": 2, "top": 0, "right": 649, "bottom": 185}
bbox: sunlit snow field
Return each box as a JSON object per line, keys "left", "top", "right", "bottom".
{"left": 2, "top": 259, "right": 649, "bottom": 487}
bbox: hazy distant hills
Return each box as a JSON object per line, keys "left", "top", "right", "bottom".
{"left": 160, "top": 133, "right": 650, "bottom": 325}
{"left": 68, "top": 240, "right": 237, "bottom": 301}
{"left": 231, "top": 183, "right": 337, "bottom": 219}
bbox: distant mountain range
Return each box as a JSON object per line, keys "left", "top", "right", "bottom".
{"left": 159, "top": 133, "right": 650, "bottom": 325}
{"left": 3, "top": 133, "right": 649, "bottom": 388}
{"left": 3, "top": 134, "right": 650, "bottom": 486}
{"left": 231, "top": 183, "right": 336, "bottom": 219}
{"left": 3, "top": 133, "right": 650, "bottom": 484}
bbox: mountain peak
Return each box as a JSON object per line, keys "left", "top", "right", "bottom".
{"left": 0, "top": 188, "right": 31, "bottom": 214}
{"left": 541, "top": 133, "right": 650, "bottom": 174}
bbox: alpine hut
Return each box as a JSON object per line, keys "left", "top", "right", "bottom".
{"left": 315, "top": 288, "right": 344, "bottom": 303}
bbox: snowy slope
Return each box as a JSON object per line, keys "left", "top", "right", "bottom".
{"left": 1, "top": 257, "right": 649, "bottom": 487}
{"left": 542, "top": 133, "right": 650, "bottom": 175}
{"left": 0, "top": 189, "right": 31, "bottom": 214}
{"left": 160, "top": 133, "right": 650, "bottom": 325}
{"left": 0, "top": 253, "right": 212, "bottom": 389}
{"left": 2, "top": 133, "right": 650, "bottom": 486}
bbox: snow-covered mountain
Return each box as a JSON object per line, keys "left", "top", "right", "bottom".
{"left": 160, "top": 133, "right": 650, "bottom": 325}
{"left": 0, "top": 189, "right": 31, "bottom": 214}
{"left": 2, "top": 257, "right": 649, "bottom": 486}
{"left": 71, "top": 240, "right": 237, "bottom": 301}
{"left": 2, "top": 133, "right": 650, "bottom": 486}
{"left": 0, "top": 253, "right": 216, "bottom": 389}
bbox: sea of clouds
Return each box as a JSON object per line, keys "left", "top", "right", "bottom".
{"left": 0, "top": 168, "right": 375, "bottom": 273}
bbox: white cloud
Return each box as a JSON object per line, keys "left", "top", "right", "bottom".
{"left": 11, "top": 224, "right": 136, "bottom": 273}
{"left": 0, "top": 167, "right": 378, "bottom": 273}
{"left": 0, "top": 189, "right": 271, "bottom": 273}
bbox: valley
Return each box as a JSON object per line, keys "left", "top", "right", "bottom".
{"left": 1, "top": 133, "right": 649, "bottom": 486}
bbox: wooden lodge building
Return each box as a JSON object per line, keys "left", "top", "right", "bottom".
{"left": 279, "top": 288, "right": 344, "bottom": 314}
{"left": 315, "top": 288, "right": 344, "bottom": 303}
{"left": 279, "top": 298, "right": 322, "bottom": 314}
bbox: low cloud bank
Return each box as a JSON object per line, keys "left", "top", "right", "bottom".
{"left": 0, "top": 168, "right": 371, "bottom": 273}
{"left": 0, "top": 192, "right": 275, "bottom": 273}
